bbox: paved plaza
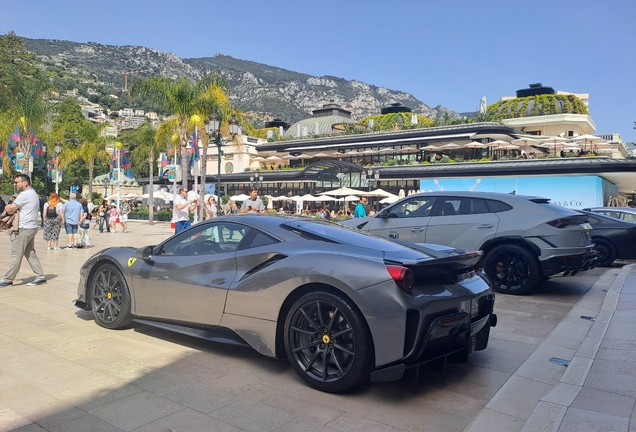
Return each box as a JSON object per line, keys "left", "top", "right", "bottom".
{"left": 0, "top": 220, "right": 634, "bottom": 432}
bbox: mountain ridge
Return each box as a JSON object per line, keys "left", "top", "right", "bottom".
{"left": 25, "top": 38, "right": 461, "bottom": 125}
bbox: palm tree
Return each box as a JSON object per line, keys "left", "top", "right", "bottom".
{"left": 130, "top": 122, "right": 164, "bottom": 225}
{"left": 130, "top": 74, "right": 229, "bottom": 189}
{"left": 57, "top": 121, "right": 110, "bottom": 200}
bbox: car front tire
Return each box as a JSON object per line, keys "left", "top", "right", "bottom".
{"left": 89, "top": 263, "right": 133, "bottom": 329}
{"left": 284, "top": 291, "right": 374, "bottom": 393}
{"left": 593, "top": 238, "right": 617, "bottom": 267}
{"left": 484, "top": 244, "right": 540, "bottom": 295}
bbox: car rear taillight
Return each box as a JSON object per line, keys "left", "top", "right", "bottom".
{"left": 547, "top": 215, "right": 590, "bottom": 228}
{"left": 386, "top": 265, "right": 414, "bottom": 294}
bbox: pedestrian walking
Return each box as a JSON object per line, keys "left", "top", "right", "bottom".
{"left": 98, "top": 200, "right": 110, "bottom": 232}
{"left": 108, "top": 204, "right": 119, "bottom": 233}
{"left": 174, "top": 187, "right": 198, "bottom": 233}
{"left": 62, "top": 193, "right": 83, "bottom": 248}
{"left": 205, "top": 196, "right": 218, "bottom": 219}
{"left": 77, "top": 198, "right": 91, "bottom": 247}
{"left": 0, "top": 174, "right": 47, "bottom": 286}
{"left": 43, "top": 192, "right": 64, "bottom": 250}
{"left": 120, "top": 199, "right": 130, "bottom": 232}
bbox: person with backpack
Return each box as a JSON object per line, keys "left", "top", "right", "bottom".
{"left": 43, "top": 192, "right": 64, "bottom": 250}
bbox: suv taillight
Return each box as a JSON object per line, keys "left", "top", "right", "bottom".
{"left": 386, "top": 265, "right": 414, "bottom": 294}
{"left": 547, "top": 215, "right": 590, "bottom": 228}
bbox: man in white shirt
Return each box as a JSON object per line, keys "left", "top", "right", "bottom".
{"left": 240, "top": 187, "right": 266, "bottom": 214}
{"left": 174, "top": 187, "right": 198, "bottom": 233}
{"left": 0, "top": 174, "right": 46, "bottom": 286}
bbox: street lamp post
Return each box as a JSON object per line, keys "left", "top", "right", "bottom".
{"left": 250, "top": 171, "right": 264, "bottom": 191}
{"left": 204, "top": 114, "right": 239, "bottom": 203}
{"left": 102, "top": 178, "right": 110, "bottom": 198}
{"left": 115, "top": 141, "right": 123, "bottom": 208}
{"left": 54, "top": 141, "right": 62, "bottom": 195}
{"left": 361, "top": 169, "right": 375, "bottom": 192}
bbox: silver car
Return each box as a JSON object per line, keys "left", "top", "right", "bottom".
{"left": 75, "top": 215, "right": 496, "bottom": 393}
{"left": 342, "top": 191, "right": 597, "bottom": 295}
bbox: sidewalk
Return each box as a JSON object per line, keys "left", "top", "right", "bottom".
{"left": 465, "top": 263, "right": 636, "bottom": 432}
{"left": 523, "top": 263, "right": 636, "bottom": 432}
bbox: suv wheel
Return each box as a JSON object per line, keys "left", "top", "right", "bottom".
{"left": 484, "top": 244, "right": 540, "bottom": 295}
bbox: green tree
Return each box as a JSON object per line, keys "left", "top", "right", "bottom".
{"left": 50, "top": 97, "right": 86, "bottom": 147}
{"left": 57, "top": 121, "right": 111, "bottom": 200}
{"left": 0, "top": 31, "right": 39, "bottom": 110}
{"left": 130, "top": 74, "right": 229, "bottom": 188}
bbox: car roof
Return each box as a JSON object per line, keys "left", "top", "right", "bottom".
{"left": 407, "top": 191, "right": 548, "bottom": 201}
{"left": 585, "top": 207, "right": 636, "bottom": 213}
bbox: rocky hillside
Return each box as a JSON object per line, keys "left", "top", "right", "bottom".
{"left": 26, "top": 38, "right": 460, "bottom": 125}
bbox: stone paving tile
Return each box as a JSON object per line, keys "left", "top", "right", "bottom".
{"left": 0, "top": 407, "right": 32, "bottom": 432}
{"left": 163, "top": 382, "right": 239, "bottom": 414}
{"left": 365, "top": 399, "right": 476, "bottom": 432}
{"left": 88, "top": 391, "right": 184, "bottom": 431}
{"left": 570, "top": 387, "right": 636, "bottom": 418}
{"left": 463, "top": 407, "right": 526, "bottom": 432}
{"left": 47, "top": 414, "right": 124, "bottom": 432}
{"left": 293, "top": 401, "right": 345, "bottom": 425}
{"left": 485, "top": 376, "right": 553, "bottom": 420}
{"left": 209, "top": 398, "right": 294, "bottom": 432}
{"left": 272, "top": 417, "right": 337, "bottom": 432}
{"left": 326, "top": 411, "right": 394, "bottom": 432}
{"left": 130, "top": 408, "right": 242, "bottom": 432}
{"left": 558, "top": 407, "right": 629, "bottom": 432}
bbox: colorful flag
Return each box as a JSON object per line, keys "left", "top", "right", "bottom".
{"left": 188, "top": 125, "right": 200, "bottom": 170}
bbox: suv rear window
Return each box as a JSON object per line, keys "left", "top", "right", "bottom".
{"left": 485, "top": 199, "right": 512, "bottom": 213}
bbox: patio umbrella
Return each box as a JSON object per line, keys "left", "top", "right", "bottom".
{"left": 379, "top": 195, "right": 400, "bottom": 204}
{"left": 464, "top": 141, "right": 486, "bottom": 157}
{"left": 344, "top": 195, "right": 360, "bottom": 202}
{"left": 398, "top": 146, "right": 420, "bottom": 153}
{"left": 266, "top": 155, "right": 282, "bottom": 162}
{"left": 300, "top": 194, "right": 318, "bottom": 201}
{"left": 329, "top": 152, "right": 344, "bottom": 158}
{"left": 360, "top": 149, "right": 378, "bottom": 155}
{"left": 511, "top": 137, "right": 540, "bottom": 149}
{"left": 319, "top": 187, "right": 366, "bottom": 196}
{"left": 540, "top": 136, "right": 571, "bottom": 155}
{"left": 312, "top": 152, "right": 331, "bottom": 158}
{"left": 441, "top": 143, "right": 461, "bottom": 150}
{"left": 377, "top": 147, "right": 396, "bottom": 154}
{"left": 422, "top": 145, "right": 442, "bottom": 152}
{"left": 231, "top": 193, "right": 249, "bottom": 201}
{"left": 272, "top": 195, "right": 290, "bottom": 201}
{"left": 361, "top": 188, "right": 396, "bottom": 198}
{"left": 315, "top": 195, "right": 337, "bottom": 201}
{"left": 343, "top": 150, "right": 360, "bottom": 156}
{"left": 252, "top": 156, "right": 266, "bottom": 162}
{"left": 282, "top": 154, "right": 297, "bottom": 160}
{"left": 571, "top": 134, "right": 607, "bottom": 152}
{"left": 296, "top": 153, "right": 313, "bottom": 167}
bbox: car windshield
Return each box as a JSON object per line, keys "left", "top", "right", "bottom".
{"left": 281, "top": 220, "right": 424, "bottom": 254}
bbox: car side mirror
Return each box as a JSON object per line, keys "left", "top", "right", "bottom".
{"left": 378, "top": 208, "right": 390, "bottom": 219}
{"left": 137, "top": 246, "right": 154, "bottom": 261}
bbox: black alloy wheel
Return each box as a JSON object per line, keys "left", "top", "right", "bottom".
{"left": 593, "top": 238, "right": 617, "bottom": 267}
{"left": 484, "top": 244, "right": 540, "bottom": 295}
{"left": 284, "top": 291, "right": 373, "bottom": 393}
{"left": 90, "top": 263, "right": 133, "bottom": 329}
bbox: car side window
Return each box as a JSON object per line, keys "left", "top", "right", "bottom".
{"left": 437, "top": 199, "right": 460, "bottom": 216}
{"left": 485, "top": 199, "right": 513, "bottom": 213}
{"left": 621, "top": 213, "right": 636, "bottom": 222}
{"left": 388, "top": 197, "right": 437, "bottom": 218}
{"left": 239, "top": 230, "right": 279, "bottom": 250}
{"left": 456, "top": 198, "right": 490, "bottom": 215}
{"left": 160, "top": 222, "right": 249, "bottom": 256}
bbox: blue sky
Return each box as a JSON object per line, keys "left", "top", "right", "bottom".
{"left": 1, "top": 0, "right": 634, "bottom": 141}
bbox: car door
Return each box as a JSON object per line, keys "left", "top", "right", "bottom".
{"left": 425, "top": 197, "right": 499, "bottom": 251}
{"left": 365, "top": 196, "right": 437, "bottom": 243}
{"left": 131, "top": 221, "right": 249, "bottom": 326}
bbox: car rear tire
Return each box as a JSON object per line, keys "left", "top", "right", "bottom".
{"left": 593, "top": 238, "right": 617, "bottom": 267}
{"left": 284, "top": 291, "right": 373, "bottom": 393}
{"left": 89, "top": 263, "right": 133, "bottom": 329}
{"left": 484, "top": 244, "right": 540, "bottom": 295}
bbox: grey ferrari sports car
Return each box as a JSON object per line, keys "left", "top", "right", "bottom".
{"left": 75, "top": 215, "right": 496, "bottom": 392}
